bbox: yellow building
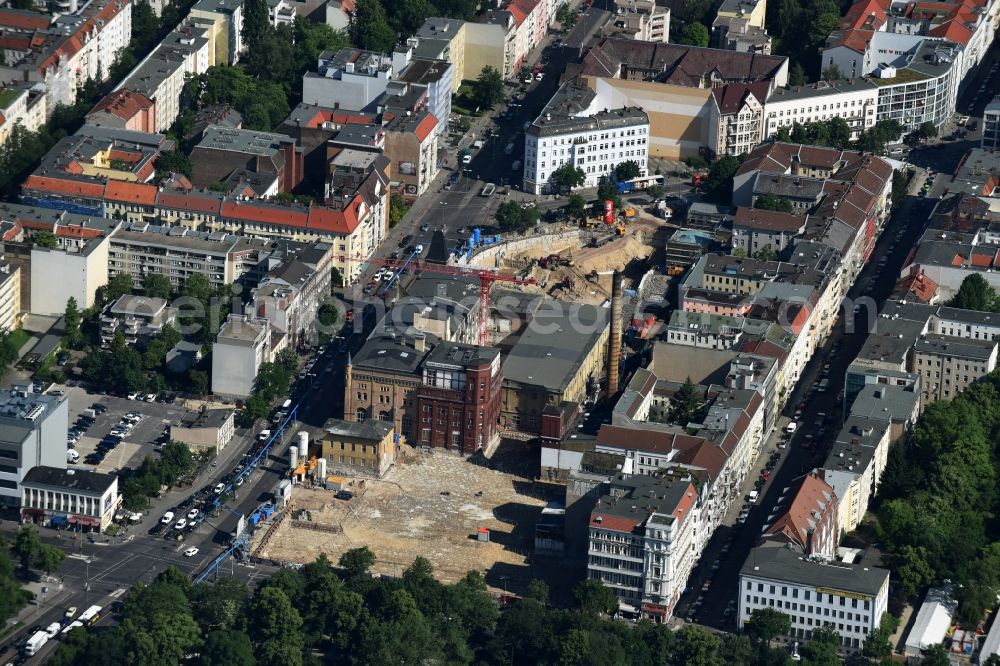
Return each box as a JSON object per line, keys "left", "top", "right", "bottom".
{"left": 320, "top": 419, "right": 397, "bottom": 477}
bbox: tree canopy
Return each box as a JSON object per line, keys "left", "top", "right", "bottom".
{"left": 754, "top": 194, "right": 793, "bottom": 214}
{"left": 551, "top": 162, "right": 586, "bottom": 193}
{"left": 473, "top": 66, "right": 505, "bottom": 109}
{"left": 947, "top": 274, "right": 1000, "bottom": 312}
{"left": 495, "top": 200, "right": 540, "bottom": 232}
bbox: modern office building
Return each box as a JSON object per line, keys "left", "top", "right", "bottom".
{"left": 0, "top": 388, "right": 68, "bottom": 508}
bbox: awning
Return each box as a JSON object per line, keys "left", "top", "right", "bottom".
{"left": 69, "top": 516, "right": 100, "bottom": 527}
{"left": 50, "top": 515, "right": 69, "bottom": 526}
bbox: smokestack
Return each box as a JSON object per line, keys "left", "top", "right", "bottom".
{"left": 607, "top": 271, "right": 623, "bottom": 396}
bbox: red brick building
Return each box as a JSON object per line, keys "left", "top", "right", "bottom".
{"left": 416, "top": 344, "right": 502, "bottom": 455}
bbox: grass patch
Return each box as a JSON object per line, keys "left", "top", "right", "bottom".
{"left": 8, "top": 327, "right": 31, "bottom": 353}
{"left": 0, "top": 88, "right": 20, "bottom": 109}
{"left": 868, "top": 68, "right": 930, "bottom": 86}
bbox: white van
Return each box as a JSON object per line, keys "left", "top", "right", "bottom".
{"left": 67, "top": 450, "right": 79, "bottom": 463}
{"left": 748, "top": 490, "right": 760, "bottom": 504}
{"left": 785, "top": 421, "right": 798, "bottom": 434}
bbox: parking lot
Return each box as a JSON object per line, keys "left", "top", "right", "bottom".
{"left": 61, "top": 386, "right": 199, "bottom": 473}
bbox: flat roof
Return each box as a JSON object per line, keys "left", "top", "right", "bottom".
{"left": 912, "top": 332, "right": 996, "bottom": 361}
{"left": 503, "top": 304, "right": 609, "bottom": 393}
{"left": 527, "top": 82, "right": 648, "bottom": 138}
{"left": 322, "top": 418, "right": 393, "bottom": 441}
{"left": 23, "top": 465, "right": 116, "bottom": 495}
{"left": 741, "top": 545, "right": 889, "bottom": 596}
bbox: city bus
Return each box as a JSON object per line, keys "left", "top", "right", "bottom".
{"left": 78, "top": 605, "right": 102, "bottom": 626}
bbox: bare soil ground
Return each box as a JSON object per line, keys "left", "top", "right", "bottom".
{"left": 255, "top": 448, "right": 548, "bottom": 583}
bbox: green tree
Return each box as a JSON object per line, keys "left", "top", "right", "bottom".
{"left": 143, "top": 273, "right": 173, "bottom": 300}
{"left": 746, "top": 607, "right": 791, "bottom": 644}
{"left": 672, "top": 625, "right": 721, "bottom": 666}
{"left": 918, "top": 121, "right": 938, "bottom": 140}
{"left": 64, "top": 296, "right": 82, "bottom": 347}
{"left": 104, "top": 272, "right": 134, "bottom": 304}
{"left": 189, "top": 369, "right": 209, "bottom": 395}
{"left": 550, "top": 162, "right": 586, "bottom": 192}
{"left": 389, "top": 193, "right": 408, "bottom": 227}
{"left": 243, "top": 395, "right": 270, "bottom": 421}
{"left": 755, "top": 246, "right": 779, "bottom": 261}
{"left": 800, "top": 624, "right": 841, "bottom": 666}
{"left": 35, "top": 543, "right": 66, "bottom": 575}
{"left": 13, "top": 526, "right": 42, "bottom": 570}
{"left": 556, "top": 3, "right": 576, "bottom": 30}
{"left": 565, "top": 193, "right": 587, "bottom": 221}
{"left": 789, "top": 62, "right": 807, "bottom": 86}
{"left": 614, "top": 160, "right": 642, "bottom": 182}
{"left": 109, "top": 47, "right": 139, "bottom": 83}
{"left": 473, "top": 66, "right": 505, "bottom": 109}
{"left": 339, "top": 546, "right": 375, "bottom": 577}
{"left": 525, "top": 579, "right": 549, "bottom": 604}
{"left": 199, "top": 630, "right": 255, "bottom": 666}
{"left": 706, "top": 155, "right": 741, "bottom": 202}
{"left": 671, "top": 376, "right": 703, "bottom": 424}
{"left": 495, "top": 200, "right": 539, "bottom": 232}
{"left": 922, "top": 644, "right": 950, "bottom": 666}
{"left": 679, "top": 22, "right": 710, "bottom": 47}
{"left": 947, "top": 273, "right": 1000, "bottom": 312}
{"left": 754, "top": 193, "right": 793, "bottom": 213}
{"left": 155, "top": 150, "right": 193, "bottom": 179}
{"left": 350, "top": 0, "right": 396, "bottom": 52}
{"left": 828, "top": 116, "right": 852, "bottom": 148}
{"left": 33, "top": 230, "right": 58, "bottom": 248}
{"left": 241, "top": 0, "right": 270, "bottom": 53}
{"left": 250, "top": 587, "right": 304, "bottom": 666}
{"left": 571, "top": 579, "right": 616, "bottom": 615}
{"left": 596, "top": 180, "right": 621, "bottom": 212}
{"left": 822, "top": 63, "right": 843, "bottom": 80}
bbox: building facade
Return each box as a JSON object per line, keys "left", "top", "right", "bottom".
{"left": 20, "top": 466, "right": 120, "bottom": 532}
{"left": 0, "top": 388, "right": 68, "bottom": 508}
{"left": 739, "top": 545, "right": 890, "bottom": 649}
{"left": 320, "top": 419, "right": 396, "bottom": 477}
{"left": 211, "top": 314, "right": 271, "bottom": 398}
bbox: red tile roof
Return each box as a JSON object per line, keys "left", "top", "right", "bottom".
{"left": 89, "top": 89, "right": 154, "bottom": 121}
{"left": 928, "top": 20, "right": 972, "bottom": 45}
{"left": 104, "top": 181, "right": 157, "bottom": 206}
{"left": 56, "top": 225, "right": 103, "bottom": 239}
{"left": 0, "top": 8, "right": 52, "bottom": 30}
{"left": 156, "top": 191, "right": 223, "bottom": 215}
{"left": 413, "top": 113, "right": 438, "bottom": 142}
{"left": 23, "top": 175, "right": 105, "bottom": 199}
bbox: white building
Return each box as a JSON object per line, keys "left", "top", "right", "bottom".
{"left": 739, "top": 545, "right": 890, "bottom": 650}
{"left": 211, "top": 314, "right": 272, "bottom": 399}
{"left": 610, "top": 0, "right": 670, "bottom": 43}
{"left": 20, "top": 466, "right": 120, "bottom": 533}
{"left": 983, "top": 96, "right": 1000, "bottom": 149}
{"left": 904, "top": 585, "right": 957, "bottom": 657}
{"left": 588, "top": 475, "right": 700, "bottom": 622}
{"left": 0, "top": 388, "right": 68, "bottom": 509}
{"left": 30, "top": 233, "right": 111, "bottom": 315}
{"left": 819, "top": 416, "right": 891, "bottom": 536}
{"left": 764, "top": 79, "right": 878, "bottom": 141}
{"left": 303, "top": 48, "right": 395, "bottom": 112}
{"left": 524, "top": 82, "right": 649, "bottom": 194}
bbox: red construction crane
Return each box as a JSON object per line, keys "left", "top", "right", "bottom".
{"left": 335, "top": 254, "right": 537, "bottom": 346}
{"left": 380, "top": 258, "right": 537, "bottom": 346}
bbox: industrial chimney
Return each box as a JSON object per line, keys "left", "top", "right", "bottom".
{"left": 607, "top": 271, "right": 623, "bottom": 396}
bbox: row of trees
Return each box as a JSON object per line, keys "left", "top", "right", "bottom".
{"left": 346, "top": 0, "right": 478, "bottom": 52}
{"left": 772, "top": 119, "right": 905, "bottom": 155}
{"left": 243, "top": 348, "right": 299, "bottom": 420}
{"left": 0, "top": 534, "right": 32, "bottom": 625}
{"left": 874, "top": 363, "right": 1000, "bottom": 625}
{"left": 12, "top": 526, "right": 66, "bottom": 576}
{"left": 121, "top": 442, "right": 195, "bottom": 510}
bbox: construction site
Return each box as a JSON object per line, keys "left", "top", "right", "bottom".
{"left": 252, "top": 445, "right": 555, "bottom": 588}
{"left": 483, "top": 206, "right": 669, "bottom": 306}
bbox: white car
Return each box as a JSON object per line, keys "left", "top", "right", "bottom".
{"left": 145, "top": 394, "right": 156, "bottom": 403}
{"left": 187, "top": 508, "right": 199, "bottom": 520}
{"left": 214, "top": 483, "right": 226, "bottom": 494}
{"left": 127, "top": 392, "right": 140, "bottom": 400}
{"left": 160, "top": 511, "right": 175, "bottom": 525}
{"left": 184, "top": 547, "right": 199, "bottom": 557}
{"left": 174, "top": 518, "right": 187, "bottom": 530}
{"left": 64, "top": 606, "right": 78, "bottom": 619}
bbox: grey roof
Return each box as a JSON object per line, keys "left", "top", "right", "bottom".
{"left": 527, "top": 82, "right": 648, "bottom": 138}
{"left": 592, "top": 474, "right": 694, "bottom": 533}
{"left": 849, "top": 384, "right": 919, "bottom": 423}
{"left": 650, "top": 342, "right": 736, "bottom": 385}
{"left": 824, "top": 416, "right": 889, "bottom": 473}
{"left": 191, "top": 0, "right": 244, "bottom": 13}
{"left": 332, "top": 123, "right": 382, "bottom": 148}
{"left": 109, "top": 295, "right": 167, "bottom": 318}
{"left": 323, "top": 418, "right": 393, "bottom": 441}
{"left": 353, "top": 333, "right": 435, "bottom": 374}
{"left": 196, "top": 125, "right": 290, "bottom": 158}
{"left": 425, "top": 342, "right": 499, "bottom": 368}
{"left": 119, "top": 28, "right": 209, "bottom": 100}
{"left": 766, "top": 77, "right": 877, "bottom": 103}
{"left": 855, "top": 316, "right": 928, "bottom": 365}
{"left": 502, "top": 305, "right": 609, "bottom": 393}
{"left": 22, "top": 465, "right": 116, "bottom": 495}
{"left": 741, "top": 545, "right": 889, "bottom": 596}
{"left": 935, "top": 305, "right": 1000, "bottom": 327}
{"left": 397, "top": 58, "right": 451, "bottom": 85}
{"left": 913, "top": 332, "right": 997, "bottom": 361}
{"left": 110, "top": 223, "right": 245, "bottom": 253}
{"left": 182, "top": 408, "right": 233, "bottom": 429}
{"left": 216, "top": 317, "right": 267, "bottom": 345}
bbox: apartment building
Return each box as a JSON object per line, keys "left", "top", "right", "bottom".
{"left": 760, "top": 472, "right": 839, "bottom": 559}
{"left": 320, "top": 419, "right": 397, "bottom": 477}
{"left": 819, "top": 416, "right": 891, "bottom": 535}
{"left": 0, "top": 387, "right": 68, "bottom": 508}
{"left": 169, "top": 408, "right": 235, "bottom": 451}
{"left": 189, "top": 125, "right": 303, "bottom": 194}
{"left": 189, "top": 0, "right": 245, "bottom": 66}
{"left": 578, "top": 38, "right": 787, "bottom": 159}
{"left": 381, "top": 110, "right": 439, "bottom": 199}
{"left": 303, "top": 48, "right": 395, "bottom": 111}
{"left": 0, "top": 83, "right": 46, "bottom": 146}
{"left": 0, "top": 0, "right": 132, "bottom": 112}
{"left": 984, "top": 96, "right": 1000, "bottom": 149}
{"left": 912, "top": 333, "right": 997, "bottom": 403}
{"left": 20, "top": 466, "right": 120, "bottom": 532}
{"left": 29, "top": 231, "right": 112, "bottom": 315}
{"left": 731, "top": 207, "right": 806, "bottom": 256}
{"left": 524, "top": 82, "right": 649, "bottom": 194}
{"left": 0, "top": 263, "right": 20, "bottom": 333}
{"left": 113, "top": 22, "right": 212, "bottom": 132}
{"left": 249, "top": 240, "right": 333, "bottom": 349}
{"left": 85, "top": 89, "right": 157, "bottom": 134}
{"left": 99, "top": 294, "right": 172, "bottom": 347}
{"left": 409, "top": 17, "right": 510, "bottom": 85}
{"left": 211, "top": 314, "right": 271, "bottom": 398}
{"left": 609, "top": 0, "right": 670, "bottom": 43}
{"left": 394, "top": 51, "right": 453, "bottom": 138}
{"left": 739, "top": 545, "right": 889, "bottom": 649}
{"left": 587, "top": 474, "right": 699, "bottom": 621}
{"left": 763, "top": 79, "right": 878, "bottom": 142}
